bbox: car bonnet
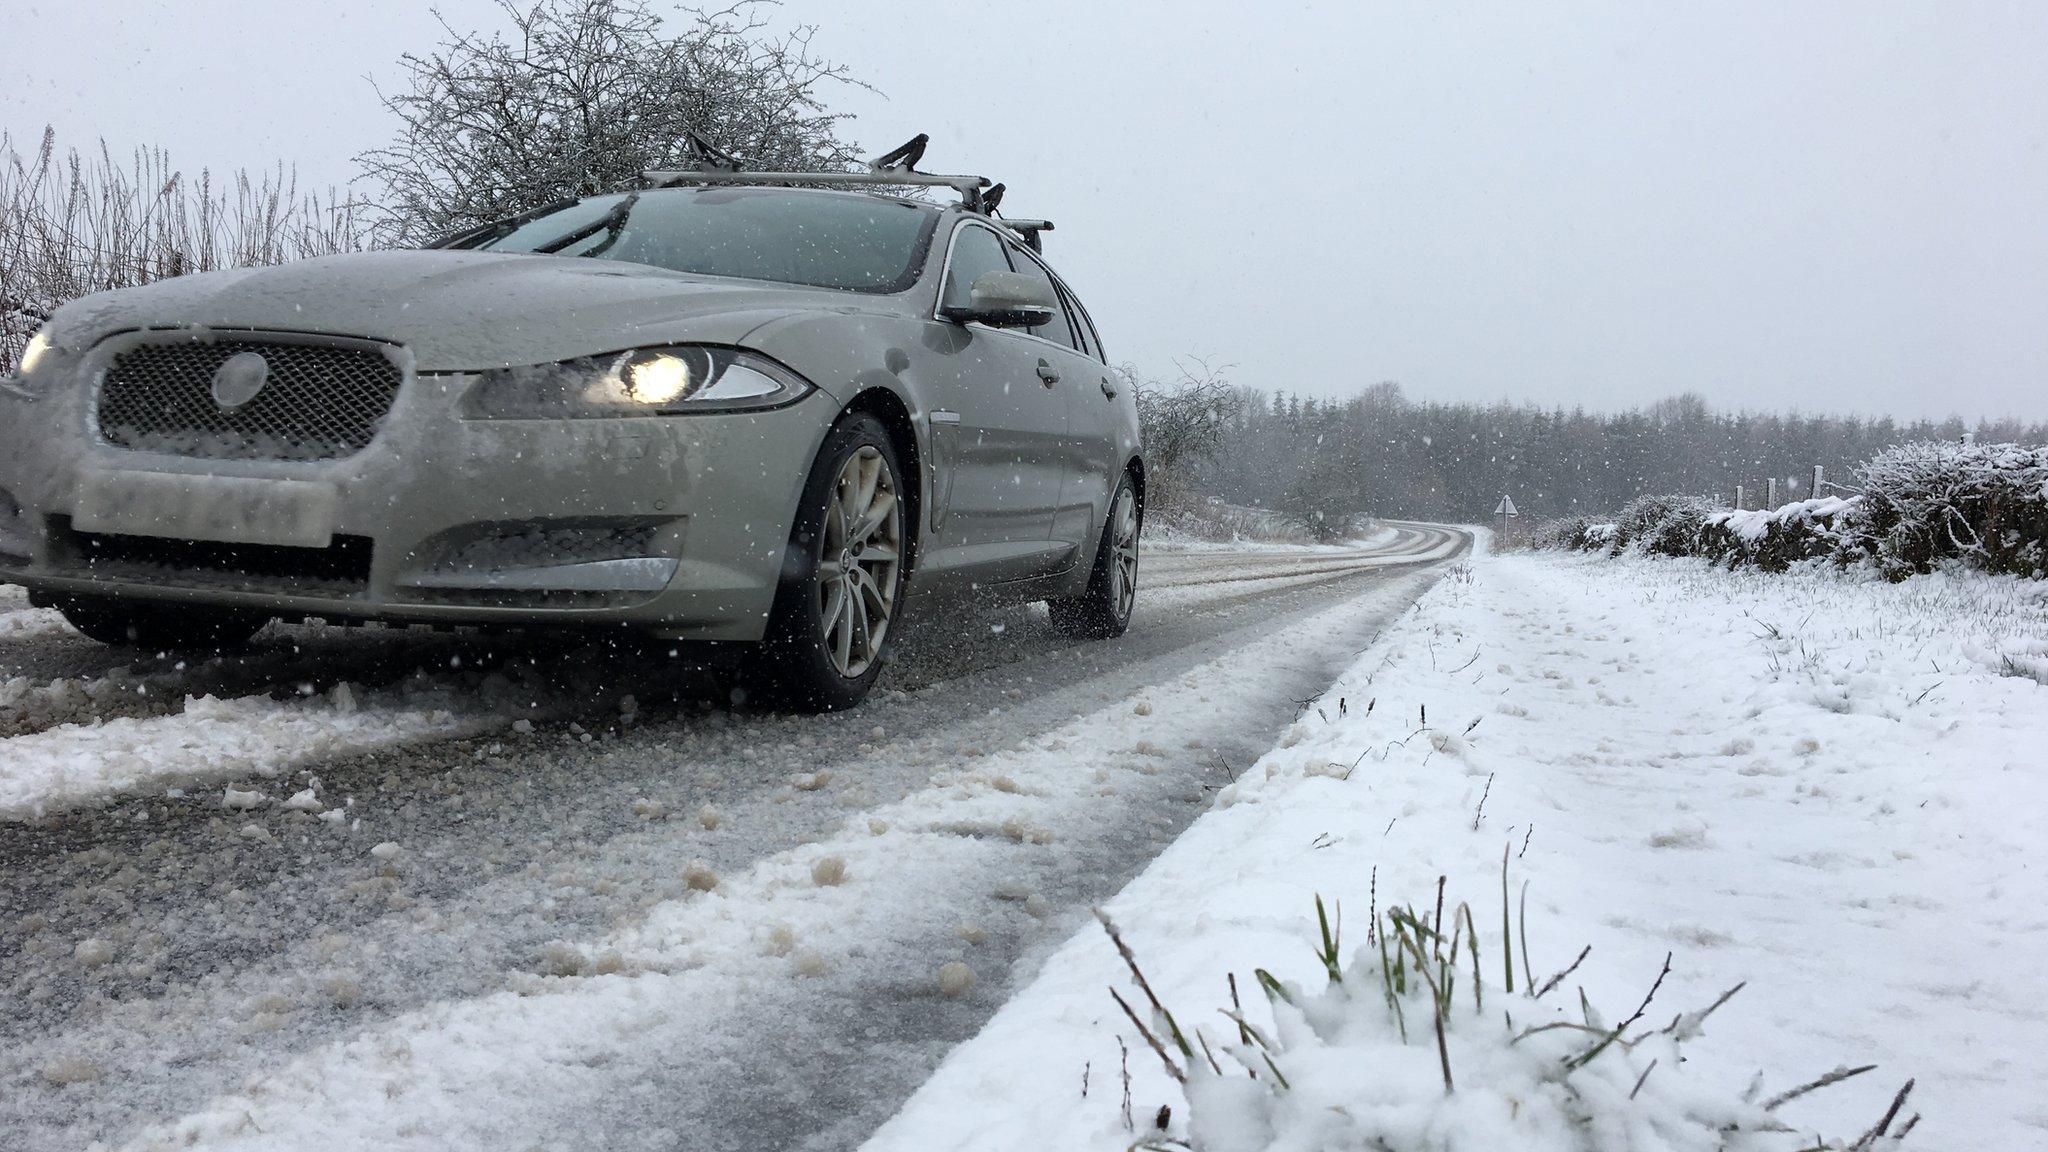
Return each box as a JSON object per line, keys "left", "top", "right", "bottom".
{"left": 46, "top": 248, "right": 908, "bottom": 372}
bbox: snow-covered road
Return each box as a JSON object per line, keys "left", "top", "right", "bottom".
{"left": 0, "top": 524, "right": 1468, "bottom": 1151}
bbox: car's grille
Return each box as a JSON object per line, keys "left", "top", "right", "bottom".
{"left": 96, "top": 337, "right": 403, "bottom": 461}
{"left": 53, "top": 521, "right": 375, "bottom": 597}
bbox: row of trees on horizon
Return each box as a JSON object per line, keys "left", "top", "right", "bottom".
{"left": 1143, "top": 374, "right": 2048, "bottom": 533}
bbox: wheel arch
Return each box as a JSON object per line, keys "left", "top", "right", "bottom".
{"left": 837, "top": 387, "right": 924, "bottom": 572}
{"left": 1124, "top": 453, "right": 1147, "bottom": 524}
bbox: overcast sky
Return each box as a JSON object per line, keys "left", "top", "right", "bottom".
{"left": 5, "top": 0, "right": 2043, "bottom": 420}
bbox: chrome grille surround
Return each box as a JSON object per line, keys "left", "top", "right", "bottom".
{"left": 94, "top": 333, "right": 404, "bottom": 461}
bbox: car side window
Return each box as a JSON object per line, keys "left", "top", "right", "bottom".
{"left": 1004, "top": 243, "right": 1081, "bottom": 352}
{"left": 941, "top": 224, "right": 1013, "bottom": 313}
{"left": 1057, "top": 280, "right": 1104, "bottom": 362}
{"left": 1066, "top": 282, "right": 1106, "bottom": 362}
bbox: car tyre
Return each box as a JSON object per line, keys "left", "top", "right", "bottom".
{"left": 1049, "top": 474, "right": 1139, "bottom": 640}
{"left": 750, "top": 413, "right": 908, "bottom": 712}
{"left": 58, "top": 596, "right": 268, "bottom": 652}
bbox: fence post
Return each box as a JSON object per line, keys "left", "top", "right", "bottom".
{"left": 1767, "top": 477, "right": 1778, "bottom": 508}
{"left": 1811, "top": 464, "right": 1823, "bottom": 500}
{"left": 1734, "top": 484, "right": 1745, "bottom": 511}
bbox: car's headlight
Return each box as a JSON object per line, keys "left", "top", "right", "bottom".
{"left": 13, "top": 330, "right": 54, "bottom": 377}
{"left": 463, "top": 347, "right": 813, "bottom": 419}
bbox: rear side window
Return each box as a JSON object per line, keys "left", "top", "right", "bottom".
{"left": 1069, "top": 285, "right": 1106, "bottom": 362}
{"left": 941, "top": 224, "right": 1014, "bottom": 312}
{"left": 1058, "top": 282, "right": 1104, "bottom": 361}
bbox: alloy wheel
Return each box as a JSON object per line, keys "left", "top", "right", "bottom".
{"left": 816, "top": 445, "right": 902, "bottom": 678}
{"left": 1110, "top": 487, "right": 1138, "bottom": 620}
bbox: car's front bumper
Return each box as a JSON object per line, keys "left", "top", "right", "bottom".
{"left": 0, "top": 366, "right": 832, "bottom": 641}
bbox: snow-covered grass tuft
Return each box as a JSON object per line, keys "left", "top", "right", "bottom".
{"left": 1099, "top": 873, "right": 1919, "bottom": 1152}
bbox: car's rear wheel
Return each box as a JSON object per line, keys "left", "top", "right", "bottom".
{"left": 57, "top": 596, "right": 268, "bottom": 652}
{"left": 752, "top": 414, "right": 907, "bottom": 711}
{"left": 1049, "top": 474, "right": 1139, "bottom": 639}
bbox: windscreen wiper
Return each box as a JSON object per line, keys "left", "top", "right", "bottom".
{"left": 428, "top": 197, "right": 580, "bottom": 250}
{"left": 535, "top": 192, "right": 640, "bottom": 257}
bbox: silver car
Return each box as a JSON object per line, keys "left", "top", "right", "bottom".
{"left": 0, "top": 144, "right": 1144, "bottom": 709}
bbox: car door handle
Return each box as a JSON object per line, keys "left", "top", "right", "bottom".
{"left": 1099, "top": 376, "right": 1117, "bottom": 399}
{"left": 1036, "top": 359, "right": 1060, "bottom": 386}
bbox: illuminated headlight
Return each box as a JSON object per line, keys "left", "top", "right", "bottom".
{"left": 464, "top": 347, "right": 812, "bottom": 418}
{"left": 14, "top": 330, "right": 54, "bottom": 377}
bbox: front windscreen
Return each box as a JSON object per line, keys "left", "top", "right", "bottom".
{"left": 470, "top": 187, "right": 938, "bottom": 293}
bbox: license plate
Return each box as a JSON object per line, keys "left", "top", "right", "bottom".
{"left": 72, "top": 472, "right": 339, "bottom": 548}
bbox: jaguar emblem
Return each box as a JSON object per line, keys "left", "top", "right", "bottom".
{"left": 209, "top": 351, "right": 270, "bottom": 410}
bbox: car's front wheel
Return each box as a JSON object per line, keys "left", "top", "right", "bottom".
{"left": 1049, "top": 474, "right": 1139, "bottom": 639}
{"left": 58, "top": 596, "right": 268, "bottom": 652}
{"left": 752, "top": 413, "right": 907, "bottom": 711}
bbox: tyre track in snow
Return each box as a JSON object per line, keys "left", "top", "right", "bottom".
{"left": 1140, "top": 522, "right": 1462, "bottom": 590}
{"left": 0, "top": 526, "right": 1467, "bottom": 1151}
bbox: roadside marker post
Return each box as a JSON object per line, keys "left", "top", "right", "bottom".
{"left": 1494, "top": 495, "right": 1518, "bottom": 541}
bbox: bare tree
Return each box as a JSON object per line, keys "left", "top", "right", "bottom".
{"left": 1135, "top": 357, "right": 1242, "bottom": 475}
{"left": 1132, "top": 357, "right": 1245, "bottom": 526}
{"left": 358, "top": 0, "right": 869, "bottom": 245}
{"left": 0, "top": 128, "right": 366, "bottom": 372}
{"left": 1279, "top": 420, "right": 1370, "bottom": 541}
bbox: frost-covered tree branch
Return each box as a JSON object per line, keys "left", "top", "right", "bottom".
{"left": 357, "top": 0, "right": 870, "bottom": 245}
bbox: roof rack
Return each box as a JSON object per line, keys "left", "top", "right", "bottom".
{"left": 996, "top": 218, "right": 1055, "bottom": 254}
{"left": 644, "top": 132, "right": 998, "bottom": 213}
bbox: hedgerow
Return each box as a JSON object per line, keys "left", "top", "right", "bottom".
{"left": 1527, "top": 515, "right": 1606, "bottom": 552}
{"left": 1696, "top": 497, "right": 1857, "bottom": 573}
{"left": 1611, "top": 495, "right": 1714, "bottom": 558}
{"left": 1834, "top": 441, "right": 2048, "bottom": 579}
{"left": 1530, "top": 441, "right": 2048, "bottom": 581}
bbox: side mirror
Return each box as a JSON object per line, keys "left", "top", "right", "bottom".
{"left": 942, "top": 270, "right": 1057, "bottom": 329}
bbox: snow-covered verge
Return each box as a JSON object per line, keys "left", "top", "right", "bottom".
{"left": 866, "top": 547, "right": 2048, "bottom": 1149}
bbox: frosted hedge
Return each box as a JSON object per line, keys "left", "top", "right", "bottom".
{"left": 1532, "top": 441, "right": 2048, "bottom": 580}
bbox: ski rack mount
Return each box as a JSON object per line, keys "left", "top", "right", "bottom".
{"left": 643, "top": 133, "right": 1054, "bottom": 250}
